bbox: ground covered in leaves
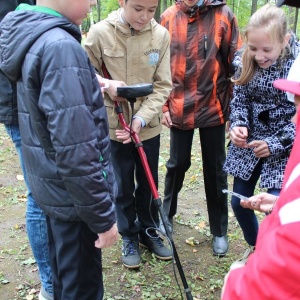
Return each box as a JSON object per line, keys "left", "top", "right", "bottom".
{"left": 0, "top": 124, "right": 263, "bottom": 300}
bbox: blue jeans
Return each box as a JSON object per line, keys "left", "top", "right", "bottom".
{"left": 5, "top": 124, "right": 53, "bottom": 295}
{"left": 231, "top": 161, "right": 280, "bottom": 246}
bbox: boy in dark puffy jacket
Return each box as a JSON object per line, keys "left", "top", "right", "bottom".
{"left": 0, "top": 0, "right": 118, "bottom": 299}
{"left": 0, "top": 1, "right": 53, "bottom": 299}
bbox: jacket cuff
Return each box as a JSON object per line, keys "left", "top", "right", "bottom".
{"left": 229, "top": 120, "right": 248, "bottom": 131}
{"left": 265, "top": 136, "right": 284, "bottom": 156}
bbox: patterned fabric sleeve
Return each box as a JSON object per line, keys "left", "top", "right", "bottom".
{"left": 229, "top": 82, "right": 251, "bottom": 130}
{"left": 264, "top": 122, "right": 296, "bottom": 156}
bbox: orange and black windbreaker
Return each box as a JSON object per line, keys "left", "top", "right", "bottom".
{"left": 160, "top": 0, "right": 242, "bottom": 130}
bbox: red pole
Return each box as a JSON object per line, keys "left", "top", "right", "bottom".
{"left": 114, "top": 101, "right": 159, "bottom": 199}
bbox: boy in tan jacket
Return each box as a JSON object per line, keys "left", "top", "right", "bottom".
{"left": 85, "top": 0, "right": 173, "bottom": 268}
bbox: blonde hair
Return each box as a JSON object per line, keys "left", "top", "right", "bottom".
{"left": 233, "top": 4, "right": 288, "bottom": 85}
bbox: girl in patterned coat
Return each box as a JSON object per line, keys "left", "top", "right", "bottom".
{"left": 223, "top": 4, "right": 299, "bottom": 257}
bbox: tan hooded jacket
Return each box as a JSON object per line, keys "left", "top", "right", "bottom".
{"left": 85, "top": 9, "right": 172, "bottom": 141}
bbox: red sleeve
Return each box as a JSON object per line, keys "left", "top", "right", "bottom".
{"left": 222, "top": 215, "right": 300, "bottom": 300}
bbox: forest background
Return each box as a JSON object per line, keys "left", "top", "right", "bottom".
{"left": 81, "top": 0, "right": 300, "bottom": 37}
{"left": 1, "top": 1, "right": 299, "bottom": 300}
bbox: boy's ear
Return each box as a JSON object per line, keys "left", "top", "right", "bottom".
{"left": 118, "top": 0, "right": 124, "bottom": 7}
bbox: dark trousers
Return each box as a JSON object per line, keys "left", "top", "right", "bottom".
{"left": 46, "top": 217, "right": 103, "bottom": 300}
{"left": 231, "top": 161, "right": 280, "bottom": 246}
{"left": 163, "top": 125, "right": 228, "bottom": 236}
{"left": 111, "top": 135, "right": 160, "bottom": 240}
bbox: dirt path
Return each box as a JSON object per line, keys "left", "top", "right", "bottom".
{"left": 0, "top": 124, "right": 251, "bottom": 300}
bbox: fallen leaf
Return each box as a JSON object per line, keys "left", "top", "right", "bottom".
{"left": 30, "top": 267, "right": 38, "bottom": 273}
{"left": 185, "top": 237, "right": 200, "bottom": 246}
{"left": 29, "top": 288, "right": 37, "bottom": 295}
{"left": 16, "top": 174, "right": 24, "bottom": 181}
{"left": 198, "top": 221, "right": 206, "bottom": 228}
{"left": 132, "top": 285, "right": 140, "bottom": 293}
{"left": 190, "top": 175, "right": 197, "bottom": 181}
{"left": 1, "top": 279, "right": 9, "bottom": 284}
{"left": 18, "top": 198, "right": 27, "bottom": 202}
{"left": 185, "top": 237, "right": 195, "bottom": 246}
{"left": 21, "top": 258, "right": 36, "bottom": 265}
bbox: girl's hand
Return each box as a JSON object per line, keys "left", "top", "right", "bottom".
{"left": 240, "top": 192, "right": 277, "bottom": 213}
{"left": 229, "top": 126, "right": 248, "bottom": 147}
{"left": 247, "top": 140, "right": 270, "bottom": 157}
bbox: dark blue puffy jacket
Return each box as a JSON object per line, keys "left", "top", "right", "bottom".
{"left": 0, "top": 8, "right": 117, "bottom": 233}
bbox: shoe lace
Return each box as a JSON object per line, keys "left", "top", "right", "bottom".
{"left": 123, "top": 240, "right": 138, "bottom": 256}
{"left": 150, "top": 236, "right": 164, "bottom": 248}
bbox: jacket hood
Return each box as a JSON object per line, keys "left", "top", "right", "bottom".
{"left": 103, "top": 9, "right": 158, "bottom": 54}
{"left": 105, "top": 8, "right": 157, "bottom": 36}
{"left": 176, "top": 0, "right": 226, "bottom": 16}
{"left": 0, "top": 9, "right": 81, "bottom": 81}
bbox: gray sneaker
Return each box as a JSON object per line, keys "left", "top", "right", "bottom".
{"left": 230, "top": 246, "right": 255, "bottom": 269}
{"left": 121, "top": 239, "right": 141, "bottom": 269}
{"left": 139, "top": 234, "right": 173, "bottom": 260}
{"left": 39, "top": 287, "right": 53, "bottom": 300}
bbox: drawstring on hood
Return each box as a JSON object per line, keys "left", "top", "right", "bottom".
{"left": 108, "top": 8, "right": 155, "bottom": 54}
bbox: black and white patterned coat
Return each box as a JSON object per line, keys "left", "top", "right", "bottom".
{"left": 223, "top": 49, "right": 297, "bottom": 189}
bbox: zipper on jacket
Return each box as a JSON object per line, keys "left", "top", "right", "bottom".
{"left": 204, "top": 33, "right": 207, "bottom": 59}
{"left": 129, "top": 25, "right": 134, "bottom": 36}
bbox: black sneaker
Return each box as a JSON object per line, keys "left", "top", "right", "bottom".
{"left": 121, "top": 239, "right": 141, "bottom": 269}
{"left": 139, "top": 234, "right": 173, "bottom": 260}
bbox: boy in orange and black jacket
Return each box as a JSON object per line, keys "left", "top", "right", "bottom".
{"left": 160, "top": 0, "right": 241, "bottom": 256}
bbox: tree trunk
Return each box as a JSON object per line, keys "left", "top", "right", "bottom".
{"left": 97, "top": 0, "right": 101, "bottom": 22}
{"left": 163, "top": 0, "right": 168, "bottom": 11}
{"left": 293, "top": 8, "right": 298, "bottom": 35}
{"left": 154, "top": 2, "right": 161, "bottom": 22}
{"left": 251, "top": 0, "right": 257, "bottom": 16}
